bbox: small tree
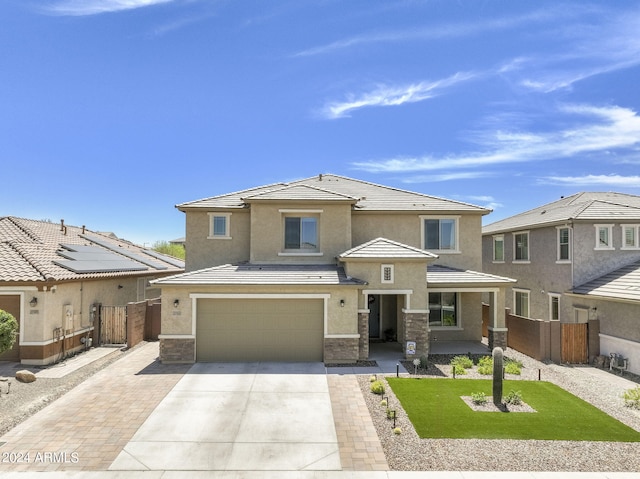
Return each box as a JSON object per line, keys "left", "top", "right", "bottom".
{"left": 0, "top": 309, "right": 18, "bottom": 355}
{"left": 152, "top": 240, "right": 185, "bottom": 260}
{"left": 492, "top": 347, "right": 503, "bottom": 406}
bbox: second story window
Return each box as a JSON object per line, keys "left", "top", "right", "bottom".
{"left": 208, "top": 213, "right": 231, "bottom": 239}
{"left": 284, "top": 216, "right": 318, "bottom": 250}
{"left": 623, "top": 225, "right": 640, "bottom": 249}
{"left": 513, "top": 231, "right": 529, "bottom": 262}
{"left": 493, "top": 235, "right": 504, "bottom": 262}
{"left": 594, "top": 224, "right": 614, "bottom": 250}
{"left": 557, "top": 227, "right": 571, "bottom": 262}
{"left": 422, "top": 216, "right": 459, "bottom": 252}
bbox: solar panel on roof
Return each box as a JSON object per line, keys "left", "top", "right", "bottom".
{"left": 80, "top": 235, "right": 168, "bottom": 270}
{"left": 54, "top": 243, "right": 148, "bottom": 273}
{"left": 142, "top": 249, "right": 185, "bottom": 268}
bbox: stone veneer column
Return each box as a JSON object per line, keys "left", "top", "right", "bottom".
{"left": 358, "top": 311, "right": 369, "bottom": 360}
{"left": 402, "top": 311, "right": 429, "bottom": 358}
{"left": 488, "top": 328, "right": 508, "bottom": 351}
{"left": 159, "top": 337, "right": 195, "bottom": 363}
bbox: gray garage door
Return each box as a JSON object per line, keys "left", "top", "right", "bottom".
{"left": 196, "top": 298, "right": 324, "bottom": 362}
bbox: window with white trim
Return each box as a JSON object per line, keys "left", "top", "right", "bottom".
{"left": 514, "top": 289, "right": 530, "bottom": 317}
{"left": 622, "top": 225, "right": 640, "bottom": 249}
{"left": 557, "top": 227, "right": 571, "bottom": 262}
{"left": 208, "top": 213, "right": 231, "bottom": 239}
{"left": 381, "top": 264, "right": 394, "bottom": 284}
{"left": 493, "top": 235, "right": 504, "bottom": 262}
{"left": 284, "top": 216, "right": 318, "bottom": 251}
{"left": 594, "top": 224, "right": 614, "bottom": 250}
{"left": 513, "top": 231, "right": 529, "bottom": 262}
{"left": 421, "top": 216, "right": 459, "bottom": 252}
{"left": 549, "top": 293, "right": 561, "bottom": 321}
{"left": 429, "top": 292, "right": 458, "bottom": 327}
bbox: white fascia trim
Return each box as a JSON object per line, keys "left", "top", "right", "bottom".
{"left": 0, "top": 287, "right": 38, "bottom": 292}
{"left": 402, "top": 308, "right": 429, "bottom": 314}
{"left": 279, "top": 209, "right": 324, "bottom": 213}
{"left": 429, "top": 287, "right": 500, "bottom": 294}
{"left": 158, "top": 334, "right": 196, "bottom": 340}
{"left": 278, "top": 252, "right": 324, "bottom": 257}
{"left": 487, "top": 327, "right": 509, "bottom": 332}
{"left": 325, "top": 334, "right": 360, "bottom": 339}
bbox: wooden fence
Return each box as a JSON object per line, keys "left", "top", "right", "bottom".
{"left": 561, "top": 323, "right": 588, "bottom": 363}
{"left": 100, "top": 305, "right": 127, "bottom": 345}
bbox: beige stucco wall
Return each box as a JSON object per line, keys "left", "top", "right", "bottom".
{"left": 248, "top": 202, "right": 352, "bottom": 264}
{"left": 343, "top": 260, "right": 429, "bottom": 309}
{"left": 159, "top": 284, "right": 361, "bottom": 337}
{"left": 184, "top": 209, "right": 251, "bottom": 271}
{"left": 352, "top": 212, "right": 484, "bottom": 270}
{"left": 20, "top": 276, "right": 158, "bottom": 344}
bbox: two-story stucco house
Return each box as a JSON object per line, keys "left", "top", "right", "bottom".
{"left": 482, "top": 192, "right": 640, "bottom": 374}
{"left": 154, "top": 174, "right": 514, "bottom": 364}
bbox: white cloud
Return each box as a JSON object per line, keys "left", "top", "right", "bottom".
{"left": 399, "top": 171, "right": 493, "bottom": 183}
{"left": 539, "top": 174, "right": 640, "bottom": 188}
{"left": 352, "top": 104, "right": 640, "bottom": 172}
{"left": 320, "top": 72, "right": 476, "bottom": 119}
{"left": 46, "top": 0, "right": 175, "bottom": 16}
{"left": 294, "top": 8, "right": 561, "bottom": 58}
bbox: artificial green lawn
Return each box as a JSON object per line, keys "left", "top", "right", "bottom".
{"left": 386, "top": 378, "right": 640, "bottom": 442}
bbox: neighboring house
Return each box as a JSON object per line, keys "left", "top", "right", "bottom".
{"left": 154, "top": 174, "right": 514, "bottom": 364}
{"left": 482, "top": 192, "right": 640, "bottom": 374}
{"left": 0, "top": 217, "right": 184, "bottom": 365}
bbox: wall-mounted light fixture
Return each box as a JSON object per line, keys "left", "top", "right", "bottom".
{"left": 29, "top": 297, "right": 38, "bottom": 307}
{"left": 118, "top": 285, "right": 123, "bottom": 289}
{"left": 340, "top": 299, "right": 345, "bottom": 307}
{"left": 173, "top": 299, "right": 180, "bottom": 308}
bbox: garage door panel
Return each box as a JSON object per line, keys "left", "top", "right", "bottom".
{"left": 196, "top": 299, "right": 323, "bottom": 362}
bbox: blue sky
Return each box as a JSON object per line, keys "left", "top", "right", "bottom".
{"left": 2, "top": 1, "right": 640, "bottom": 246}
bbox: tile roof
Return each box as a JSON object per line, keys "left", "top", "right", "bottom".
{"left": 0, "top": 217, "right": 184, "bottom": 283}
{"left": 178, "top": 174, "right": 490, "bottom": 214}
{"left": 571, "top": 260, "right": 640, "bottom": 302}
{"left": 427, "top": 264, "right": 516, "bottom": 286}
{"left": 483, "top": 192, "right": 640, "bottom": 234}
{"left": 151, "top": 263, "right": 367, "bottom": 286}
{"left": 339, "top": 237, "right": 437, "bottom": 260}
{"left": 242, "top": 184, "right": 358, "bottom": 202}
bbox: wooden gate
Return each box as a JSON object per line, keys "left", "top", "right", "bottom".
{"left": 561, "top": 323, "right": 588, "bottom": 363}
{"left": 100, "top": 306, "right": 127, "bottom": 345}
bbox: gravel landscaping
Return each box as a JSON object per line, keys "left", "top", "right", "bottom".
{"left": 359, "top": 348, "right": 640, "bottom": 472}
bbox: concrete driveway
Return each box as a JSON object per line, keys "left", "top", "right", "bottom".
{"left": 109, "top": 362, "right": 340, "bottom": 472}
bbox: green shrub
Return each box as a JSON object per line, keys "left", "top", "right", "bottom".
{"left": 623, "top": 386, "right": 640, "bottom": 409}
{"left": 504, "top": 389, "right": 523, "bottom": 405}
{"left": 0, "top": 309, "right": 18, "bottom": 355}
{"left": 369, "top": 375, "right": 377, "bottom": 382}
{"left": 478, "top": 356, "right": 492, "bottom": 367}
{"left": 504, "top": 358, "right": 523, "bottom": 375}
{"left": 477, "top": 356, "right": 493, "bottom": 375}
{"left": 419, "top": 355, "right": 429, "bottom": 369}
{"left": 393, "top": 427, "right": 402, "bottom": 435}
{"left": 370, "top": 380, "right": 385, "bottom": 395}
{"left": 386, "top": 408, "right": 396, "bottom": 419}
{"left": 452, "top": 363, "right": 467, "bottom": 375}
{"left": 380, "top": 399, "right": 388, "bottom": 407}
{"left": 471, "top": 392, "right": 487, "bottom": 405}
{"left": 451, "top": 355, "right": 473, "bottom": 369}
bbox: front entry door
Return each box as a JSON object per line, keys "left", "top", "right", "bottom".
{"left": 368, "top": 295, "right": 380, "bottom": 338}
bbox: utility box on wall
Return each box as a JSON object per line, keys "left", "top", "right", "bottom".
{"left": 64, "top": 304, "right": 74, "bottom": 334}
